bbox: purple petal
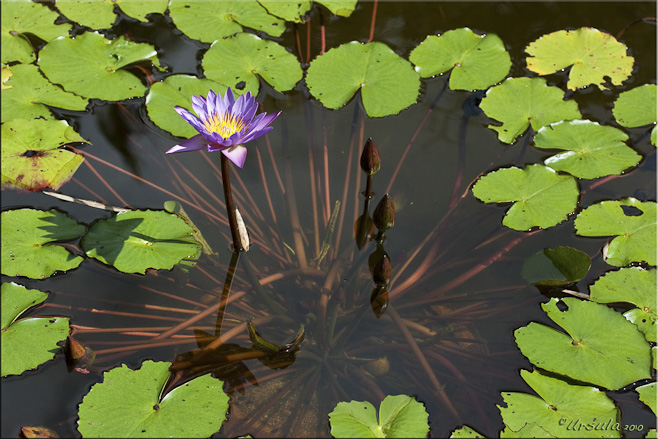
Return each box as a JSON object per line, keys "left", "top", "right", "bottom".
{"left": 241, "top": 97, "right": 259, "bottom": 123}
{"left": 174, "top": 106, "right": 206, "bottom": 134}
{"left": 240, "top": 126, "right": 273, "bottom": 144}
{"left": 221, "top": 144, "right": 248, "bottom": 168}
{"left": 250, "top": 111, "right": 281, "bottom": 132}
{"left": 225, "top": 88, "right": 235, "bottom": 107}
{"left": 191, "top": 95, "right": 207, "bottom": 118}
{"left": 206, "top": 90, "right": 217, "bottom": 117}
{"left": 166, "top": 134, "right": 208, "bottom": 154}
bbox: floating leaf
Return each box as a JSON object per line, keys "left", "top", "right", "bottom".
{"left": 116, "top": 0, "right": 170, "bottom": 22}
{"left": 514, "top": 297, "right": 652, "bottom": 389}
{"left": 258, "top": 0, "right": 312, "bottom": 23}
{"left": 202, "top": 33, "right": 302, "bottom": 96}
{"left": 500, "top": 423, "right": 555, "bottom": 438}
{"left": 81, "top": 210, "right": 202, "bottom": 274}
{"left": 480, "top": 77, "right": 581, "bottom": 143}
{"left": 77, "top": 360, "right": 229, "bottom": 438}
{"left": 38, "top": 31, "right": 162, "bottom": 101}
{"left": 1, "top": 283, "right": 70, "bottom": 376}
{"left": 307, "top": 41, "right": 420, "bottom": 117}
{"left": 1, "top": 118, "right": 89, "bottom": 191}
{"left": 471, "top": 164, "right": 579, "bottom": 231}
{"left": 590, "top": 268, "right": 656, "bottom": 342}
{"left": 499, "top": 369, "right": 620, "bottom": 438}
{"left": 526, "top": 27, "right": 634, "bottom": 90}
{"left": 1, "top": 208, "right": 85, "bottom": 279}
{"left": 636, "top": 382, "right": 656, "bottom": 415}
{"left": 450, "top": 425, "right": 486, "bottom": 438}
{"left": 329, "top": 395, "right": 429, "bottom": 438}
{"left": 613, "top": 84, "right": 657, "bottom": 148}
{"left": 1, "top": 66, "right": 12, "bottom": 89}
{"left": 409, "top": 28, "right": 511, "bottom": 90}
{"left": 1, "top": 1, "right": 72, "bottom": 64}
{"left": 164, "top": 200, "right": 217, "bottom": 256}
{"left": 169, "top": 0, "right": 284, "bottom": 42}
{"left": 521, "top": 246, "right": 591, "bottom": 286}
{"left": 315, "top": 0, "right": 357, "bottom": 16}
{"left": 1, "top": 64, "right": 89, "bottom": 123}
{"left": 55, "top": 0, "right": 118, "bottom": 29}
{"left": 574, "top": 198, "right": 656, "bottom": 267}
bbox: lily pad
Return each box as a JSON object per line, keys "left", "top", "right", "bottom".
{"left": 1, "top": 208, "right": 86, "bottom": 279}
{"left": 116, "top": 0, "right": 170, "bottom": 22}
{"left": 500, "top": 423, "right": 555, "bottom": 438}
{"left": 636, "top": 382, "right": 656, "bottom": 415}
{"left": 1, "top": 118, "right": 89, "bottom": 191}
{"left": 77, "top": 360, "right": 229, "bottom": 438}
{"left": 499, "top": 369, "right": 620, "bottom": 438}
{"left": 574, "top": 198, "right": 656, "bottom": 267}
{"left": 409, "top": 28, "right": 511, "bottom": 90}
{"left": 450, "top": 425, "right": 486, "bottom": 438}
{"left": 480, "top": 77, "right": 581, "bottom": 144}
{"left": 514, "top": 297, "right": 652, "bottom": 389}
{"left": 169, "top": 0, "right": 284, "bottom": 42}
{"left": 536, "top": 120, "right": 641, "bottom": 179}
{"left": 55, "top": 0, "right": 118, "bottom": 30}
{"left": 613, "top": 84, "right": 658, "bottom": 128}
{"left": 526, "top": 27, "right": 634, "bottom": 90}
{"left": 202, "top": 32, "right": 302, "bottom": 95}
{"left": 306, "top": 41, "right": 420, "bottom": 117}
{"left": 315, "top": 0, "right": 357, "bottom": 16}
{"left": 328, "top": 394, "right": 429, "bottom": 438}
{"left": 471, "top": 164, "right": 579, "bottom": 231}
{"left": 81, "top": 210, "right": 202, "bottom": 274}
{"left": 521, "top": 246, "right": 591, "bottom": 286}
{"left": 258, "top": 0, "right": 312, "bottom": 23}
{"left": 38, "top": 31, "right": 162, "bottom": 101}
{"left": 590, "top": 268, "right": 656, "bottom": 342}
{"left": 1, "top": 63, "right": 89, "bottom": 123}
{"left": 1, "top": 1, "right": 72, "bottom": 64}
{"left": 1, "top": 283, "right": 70, "bottom": 377}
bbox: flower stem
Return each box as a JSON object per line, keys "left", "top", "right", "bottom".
{"left": 221, "top": 153, "right": 244, "bottom": 252}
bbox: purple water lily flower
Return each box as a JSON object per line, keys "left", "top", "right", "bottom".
{"left": 166, "top": 88, "right": 281, "bottom": 168}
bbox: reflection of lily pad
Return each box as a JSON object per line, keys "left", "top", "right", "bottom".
{"left": 77, "top": 360, "right": 229, "bottom": 438}
{"left": 1, "top": 283, "right": 70, "bottom": 377}
{"left": 526, "top": 27, "right": 634, "bottom": 90}
{"left": 202, "top": 33, "right": 302, "bottom": 95}
{"left": 81, "top": 210, "right": 202, "bottom": 274}
{"left": 1, "top": 118, "right": 89, "bottom": 191}
{"left": 38, "top": 31, "right": 162, "bottom": 101}
{"left": 409, "top": 28, "right": 511, "bottom": 90}
{"left": 480, "top": 77, "right": 581, "bottom": 144}
{"left": 329, "top": 394, "right": 429, "bottom": 438}
{"left": 574, "top": 198, "right": 656, "bottom": 267}
{"left": 471, "top": 164, "right": 579, "bottom": 231}
{"left": 258, "top": 0, "right": 311, "bottom": 23}
{"left": 521, "top": 246, "right": 591, "bottom": 286}
{"left": 590, "top": 268, "right": 656, "bottom": 342}
{"left": 499, "top": 369, "right": 620, "bottom": 438}
{"left": 1, "top": 208, "right": 86, "bottom": 279}
{"left": 307, "top": 41, "right": 420, "bottom": 117}
{"left": 514, "top": 297, "right": 651, "bottom": 390}
{"left": 536, "top": 120, "right": 641, "bottom": 179}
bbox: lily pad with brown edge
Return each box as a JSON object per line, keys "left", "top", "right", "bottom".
{"left": 471, "top": 164, "right": 579, "bottom": 231}
{"left": 521, "top": 246, "right": 591, "bottom": 286}
{"left": 574, "top": 198, "right": 656, "bottom": 267}
{"left": 590, "top": 267, "right": 656, "bottom": 342}
{"left": 81, "top": 210, "right": 202, "bottom": 274}
{"left": 535, "top": 120, "right": 641, "bottom": 179}
{"left": 1, "top": 118, "right": 89, "bottom": 191}
{"left": 479, "top": 77, "right": 581, "bottom": 144}
{"left": 409, "top": 28, "right": 511, "bottom": 91}
{"left": 1, "top": 283, "right": 70, "bottom": 377}
{"left": 514, "top": 297, "right": 652, "bottom": 390}
{"left": 526, "top": 27, "right": 634, "bottom": 91}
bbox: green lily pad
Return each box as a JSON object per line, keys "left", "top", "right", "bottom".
{"left": 574, "top": 198, "right": 656, "bottom": 267}
{"left": 329, "top": 395, "right": 429, "bottom": 438}
{"left": 1, "top": 63, "right": 89, "bottom": 123}
{"left": 480, "top": 77, "right": 581, "bottom": 144}
{"left": 1, "top": 118, "right": 89, "bottom": 191}
{"left": 116, "top": 0, "right": 170, "bottom": 22}
{"left": 202, "top": 32, "right": 302, "bottom": 95}
{"left": 38, "top": 31, "right": 163, "bottom": 101}
{"left": 81, "top": 210, "right": 202, "bottom": 274}
{"left": 590, "top": 268, "right": 656, "bottom": 342}
{"left": 500, "top": 423, "right": 555, "bottom": 438}
{"left": 55, "top": 0, "right": 118, "bottom": 30}
{"left": 637, "top": 382, "right": 656, "bottom": 415}
{"left": 1, "top": 1, "right": 72, "bottom": 64}
{"left": 77, "top": 360, "right": 229, "bottom": 438}
{"left": 1, "top": 208, "right": 86, "bottom": 279}
{"left": 169, "top": 0, "right": 284, "bottom": 42}
{"left": 471, "top": 164, "right": 579, "bottom": 231}
{"left": 514, "top": 297, "right": 652, "bottom": 390}
{"left": 145, "top": 75, "right": 242, "bottom": 138}
{"left": 613, "top": 84, "right": 657, "bottom": 130}
{"left": 521, "top": 246, "right": 591, "bottom": 286}
{"left": 450, "top": 425, "right": 486, "bottom": 438}
{"left": 306, "top": 41, "right": 420, "bottom": 117}
{"left": 315, "top": 0, "right": 357, "bottom": 16}
{"left": 526, "top": 27, "right": 634, "bottom": 91}
{"left": 1, "top": 283, "right": 70, "bottom": 377}
{"left": 499, "top": 369, "right": 620, "bottom": 438}
{"left": 258, "top": 0, "right": 312, "bottom": 23}
{"left": 536, "top": 120, "right": 641, "bottom": 179}
{"left": 409, "top": 28, "right": 511, "bottom": 90}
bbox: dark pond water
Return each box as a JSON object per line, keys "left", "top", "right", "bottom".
{"left": 2, "top": 1, "right": 656, "bottom": 437}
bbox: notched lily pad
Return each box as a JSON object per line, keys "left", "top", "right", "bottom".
{"left": 116, "top": 0, "right": 170, "bottom": 22}
{"left": 55, "top": 0, "right": 118, "bottom": 30}
{"left": 258, "top": 0, "right": 312, "bottom": 23}
{"left": 521, "top": 246, "right": 591, "bottom": 286}
{"left": 526, "top": 27, "right": 634, "bottom": 90}
{"left": 636, "top": 382, "right": 656, "bottom": 415}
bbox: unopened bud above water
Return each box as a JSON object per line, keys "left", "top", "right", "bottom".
{"left": 373, "top": 193, "right": 395, "bottom": 231}
{"left": 360, "top": 137, "right": 381, "bottom": 175}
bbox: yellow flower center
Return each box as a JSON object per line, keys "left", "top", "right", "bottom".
{"left": 204, "top": 112, "right": 246, "bottom": 139}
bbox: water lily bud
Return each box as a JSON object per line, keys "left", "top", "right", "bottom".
{"left": 372, "top": 253, "right": 391, "bottom": 286}
{"left": 373, "top": 193, "right": 395, "bottom": 232}
{"left": 364, "top": 357, "right": 390, "bottom": 376}
{"left": 370, "top": 286, "right": 389, "bottom": 318}
{"left": 360, "top": 137, "right": 381, "bottom": 175}
{"left": 66, "top": 335, "right": 86, "bottom": 361}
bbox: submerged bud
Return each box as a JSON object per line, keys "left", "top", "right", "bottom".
{"left": 373, "top": 193, "right": 395, "bottom": 232}
{"left": 360, "top": 137, "right": 381, "bottom": 175}
{"left": 372, "top": 253, "right": 392, "bottom": 286}
{"left": 370, "top": 286, "right": 389, "bottom": 318}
